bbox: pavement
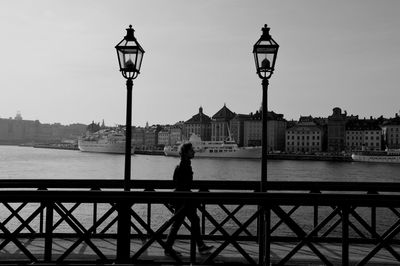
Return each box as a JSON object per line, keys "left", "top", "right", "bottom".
{"left": 0, "top": 238, "right": 399, "bottom": 265}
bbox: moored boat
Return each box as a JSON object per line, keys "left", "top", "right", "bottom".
{"left": 164, "top": 134, "right": 261, "bottom": 159}
{"left": 78, "top": 129, "right": 134, "bottom": 154}
{"left": 351, "top": 149, "right": 400, "bottom": 163}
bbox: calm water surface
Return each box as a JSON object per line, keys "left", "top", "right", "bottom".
{"left": 0, "top": 145, "right": 400, "bottom": 182}
{"left": 2, "top": 145, "right": 400, "bottom": 235}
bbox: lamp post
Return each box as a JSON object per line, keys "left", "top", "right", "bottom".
{"left": 253, "top": 24, "right": 278, "bottom": 266}
{"left": 253, "top": 24, "right": 279, "bottom": 193}
{"left": 115, "top": 25, "right": 145, "bottom": 192}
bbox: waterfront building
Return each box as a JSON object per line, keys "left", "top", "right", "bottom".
{"left": 230, "top": 114, "right": 251, "bottom": 147}
{"left": 157, "top": 127, "right": 169, "bottom": 147}
{"left": 243, "top": 112, "right": 262, "bottom": 147}
{"left": 170, "top": 122, "right": 183, "bottom": 145}
{"left": 144, "top": 125, "right": 162, "bottom": 149}
{"left": 0, "top": 113, "right": 86, "bottom": 144}
{"left": 157, "top": 123, "right": 183, "bottom": 147}
{"left": 266, "top": 111, "right": 286, "bottom": 152}
{"left": 345, "top": 119, "right": 382, "bottom": 152}
{"left": 230, "top": 110, "right": 286, "bottom": 150}
{"left": 381, "top": 114, "right": 400, "bottom": 149}
{"left": 285, "top": 116, "right": 324, "bottom": 154}
{"left": 211, "top": 104, "right": 236, "bottom": 141}
{"left": 183, "top": 107, "right": 211, "bottom": 141}
{"left": 132, "top": 126, "right": 145, "bottom": 148}
{"left": 327, "top": 107, "right": 347, "bottom": 153}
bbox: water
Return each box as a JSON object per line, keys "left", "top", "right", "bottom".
{"left": 1, "top": 145, "right": 400, "bottom": 237}
{"left": 1, "top": 145, "right": 400, "bottom": 182}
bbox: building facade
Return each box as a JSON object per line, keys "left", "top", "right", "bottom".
{"left": 327, "top": 107, "right": 347, "bottom": 153}
{"left": 132, "top": 127, "right": 145, "bottom": 148}
{"left": 183, "top": 107, "right": 211, "bottom": 141}
{"left": 211, "top": 104, "right": 236, "bottom": 141}
{"left": 157, "top": 128, "right": 170, "bottom": 146}
{"left": 345, "top": 119, "right": 382, "bottom": 152}
{"left": 382, "top": 114, "right": 400, "bottom": 149}
{"left": 229, "top": 110, "right": 286, "bottom": 150}
{"left": 285, "top": 116, "right": 324, "bottom": 154}
{"left": 144, "top": 125, "right": 162, "bottom": 149}
{"left": 170, "top": 123, "right": 183, "bottom": 145}
{"left": 230, "top": 114, "right": 250, "bottom": 147}
{"left": 0, "top": 114, "right": 86, "bottom": 144}
{"left": 266, "top": 111, "right": 286, "bottom": 152}
{"left": 157, "top": 123, "right": 183, "bottom": 147}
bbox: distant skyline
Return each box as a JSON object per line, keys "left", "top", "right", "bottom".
{"left": 0, "top": 1, "right": 399, "bottom": 126}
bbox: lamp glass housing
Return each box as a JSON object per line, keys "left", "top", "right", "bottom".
{"left": 115, "top": 25, "right": 145, "bottom": 79}
{"left": 253, "top": 25, "right": 279, "bottom": 79}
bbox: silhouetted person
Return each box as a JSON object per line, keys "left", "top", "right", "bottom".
{"left": 164, "top": 142, "right": 213, "bottom": 256}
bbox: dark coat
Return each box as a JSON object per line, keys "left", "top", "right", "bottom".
{"left": 173, "top": 159, "right": 193, "bottom": 191}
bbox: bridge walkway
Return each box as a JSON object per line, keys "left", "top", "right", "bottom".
{"left": 1, "top": 238, "right": 399, "bottom": 265}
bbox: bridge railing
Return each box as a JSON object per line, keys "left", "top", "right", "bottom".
{"left": 1, "top": 180, "right": 400, "bottom": 265}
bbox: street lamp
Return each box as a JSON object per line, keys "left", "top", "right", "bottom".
{"left": 116, "top": 25, "right": 145, "bottom": 191}
{"left": 253, "top": 24, "right": 278, "bottom": 266}
{"left": 253, "top": 24, "right": 279, "bottom": 192}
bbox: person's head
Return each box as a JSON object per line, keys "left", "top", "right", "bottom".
{"left": 179, "top": 142, "right": 195, "bottom": 159}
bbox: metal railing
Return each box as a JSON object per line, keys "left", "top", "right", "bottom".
{"left": 0, "top": 180, "right": 400, "bottom": 265}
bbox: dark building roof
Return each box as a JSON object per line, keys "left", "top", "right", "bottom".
{"left": 299, "top": 116, "right": 313, "bottom": 123}
{"left": 346, "top": 119, "right": 381, "bottom": 130}
{"left": 212, "top": 104, "right": 236, "bottom": 121}
{"left": 382, "top": 114, "right": 400, "bottom": 126}
{"left": 328, "top": 107, "right": 347, "bottom": 121}
{"left": 185, "top": 107, "right": 211, "bottom": 124}
{"left": 266, "top": 111, "right": 284, "bottom": 121}
{"left": 231, "top": 114, "right": 251, "bottom": 121}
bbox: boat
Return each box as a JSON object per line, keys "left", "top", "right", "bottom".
{"left": 164, "top": 133, "right": 261, "bottom": 159}
{"left": 78, "top": 129, "right": 134, "bottom": 154}
{"left": 351, "top": 149, "right": 400, "bottom": 163}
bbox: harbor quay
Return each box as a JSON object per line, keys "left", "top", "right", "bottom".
{"left": 1, "top": 179, "right": 400, "bottom": 265}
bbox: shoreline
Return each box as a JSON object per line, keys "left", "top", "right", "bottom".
{"left": 11, "top": 144, "right": 354, "bottom": 161}
{"left": 267, "top": 153, "right": 353, "bottom": 162}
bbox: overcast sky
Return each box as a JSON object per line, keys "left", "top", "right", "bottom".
{"left": 0, "top": 1, "right": 399, "bottom": 126}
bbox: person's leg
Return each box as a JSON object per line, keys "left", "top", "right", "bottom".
{"left": 165, "top": 205, "right": 186, "bottom": 249}
{"left": 186, "top": 206, "right": 203, "bottom": 247}
{"left": 186, "top": 205, "right": 214, "bottom": 254}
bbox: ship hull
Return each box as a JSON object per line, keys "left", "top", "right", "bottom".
{"left": 164, "top": 147, "right": 261, "bottom": 159}
{"left": 351, "top": 154, "right": 400, "bottom": 163}
{"left": 78, "top": 140, "right": 135, "bottom": 154}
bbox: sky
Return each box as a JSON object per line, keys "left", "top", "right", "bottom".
{"left": 0, "top": 1, "right": 399, "bottom": 126}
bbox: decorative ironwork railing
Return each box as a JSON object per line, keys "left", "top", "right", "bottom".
{"left": 0, "top": 180, "right": 400, "bottom": 265}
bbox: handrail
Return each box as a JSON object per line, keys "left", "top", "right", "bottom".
{"left": 0, "top": 188, "right": 400, "bottom": 264}
{"left": 1, "top": 179, "right": 400, "bottom": 193}
{"left": 0, "top": 190, "right": 399, "bottom": 206}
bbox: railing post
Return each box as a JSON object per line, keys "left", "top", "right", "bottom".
{"left": 91, "top": 187, "right": 100, "bottom": 235}
{"left": 311, "top": 190, "right": 321, "bottom": 236}
{"left": 190, "top": 223, "right": 197, "bottom": 264}
{"left": 116, "top": 200, "right": 131, "bottom": 263}
{"left": 259, "top": 203, "right": 267, "bottom": 266}
{"left": 368, "top": 191, "right": 377, "bottom": 238}
{"left": 44, "top": 202, "right": 53, "bottom": 262}
{"left": 342, "top": 205, "right": 349, "bottom": 266}
{"left": 144, "top": 188, "right": 154, "bottom": 236}
{"left": 266, "top": 205, "right": 271, "bottom": 266}
{"left": 199, "top": 188, "right": 209, "bottom": 235}
{"left": 38, "top": 187, "right": 48, "bottom": 234}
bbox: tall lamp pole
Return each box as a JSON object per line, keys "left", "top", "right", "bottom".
{"left": 253, "top": 24, "right": 279, "bottom": 192}
{"left": 253, "top": 24, "right": 279, "bottom": 266}
{"left": 115, "top": 25, "right": 145, "bottom": 191}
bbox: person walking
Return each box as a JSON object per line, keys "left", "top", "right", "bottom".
{"left": 164, "top": 142, "right": 213, "bottom": 256}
